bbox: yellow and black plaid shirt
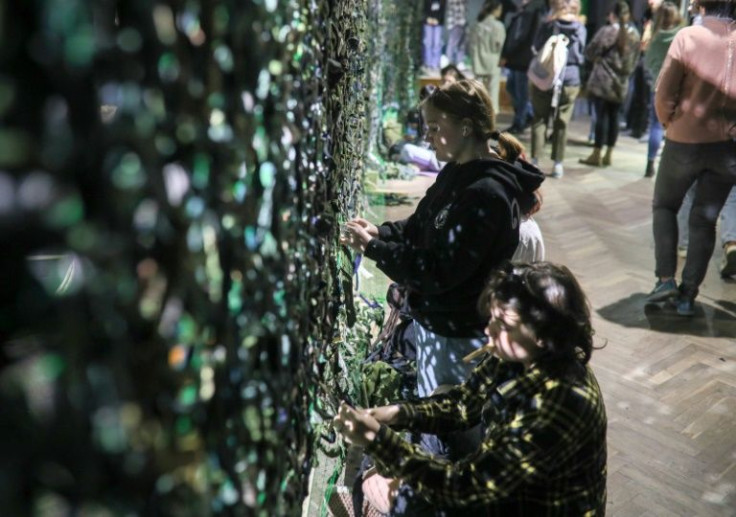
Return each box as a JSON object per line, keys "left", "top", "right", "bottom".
{"left": 366, "top": 355, "right": 607, "bottom": 515}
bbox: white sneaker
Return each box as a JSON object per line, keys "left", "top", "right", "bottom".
{"left": 549, "top": 162, "right": 564, "bottom": 178}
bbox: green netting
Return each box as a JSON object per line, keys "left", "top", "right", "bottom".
{"left": 0, "top": 0, "right": 419, "bottom": 515}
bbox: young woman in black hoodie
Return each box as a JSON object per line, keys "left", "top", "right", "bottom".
{"left": 342, "top": 79, "right": 544, "bottom": 402}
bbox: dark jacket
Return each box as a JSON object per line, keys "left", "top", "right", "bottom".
{"left": 533, "top": 18, "right": 588, "bottom": 87}
{"left": 423, "top": 0, "right": 446, "bottom": 24}
{"left": 585, "top": 23, "right": 641, "bottom": 103}
{"left": 364, "top": 158, "right": 545, "bottom": 338}
{"left": 501, "top": 0, "right": 546, "bottom": 71}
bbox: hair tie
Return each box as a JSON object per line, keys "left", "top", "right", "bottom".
{"left": 489, "top": 130, "right": 501, "bottom": 140}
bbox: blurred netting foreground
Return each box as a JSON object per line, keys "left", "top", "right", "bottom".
{"left": 0, "top": 1, "right": 419, "bottom": 516}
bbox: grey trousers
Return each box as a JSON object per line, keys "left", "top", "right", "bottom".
{"left": 530, "top": 84, "right": 581, "bottom": 162}
{"left": 652, "top": 139, "right": 736, "bottom": 296}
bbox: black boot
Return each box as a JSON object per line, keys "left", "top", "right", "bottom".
{"left": 644, "top": 160, "right": 655, "bottom": 178}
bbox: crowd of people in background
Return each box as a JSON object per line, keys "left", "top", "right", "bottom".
{"left": 411, "top": 0, "right": 735, "bottom": 290}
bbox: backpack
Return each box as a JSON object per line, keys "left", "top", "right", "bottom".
{"left": 527, "top": 33, "right": 569, "bottom": 92}
{"left": 501, "top": 6, "right": 544, "bottom": 70}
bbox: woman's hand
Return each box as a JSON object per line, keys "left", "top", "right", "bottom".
{"left": 367, "top": 405, "right": 403, "bottom": 426}
{"left": 333, "top": 402, "right": 382, "bottom": 447}
{"left": 351, "top": 217, "right": 379, "bottom": 237}
{"left": 340, "top": 220, "right": 374, "bottom": 253}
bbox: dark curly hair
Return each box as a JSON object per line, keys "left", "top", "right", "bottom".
{"left": 478, "top": 262, "right": 595, "bottom": 376}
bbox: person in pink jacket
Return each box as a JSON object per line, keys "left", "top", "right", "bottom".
{"left": 646, "top": 0, "right": 736, "bottom": 316}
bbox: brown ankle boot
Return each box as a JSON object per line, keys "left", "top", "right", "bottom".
{"left": 579, "top": 147, "right": 602, "bottom": 166}
{"left": 602, "top": 147, "right": 613, "bottom": 166}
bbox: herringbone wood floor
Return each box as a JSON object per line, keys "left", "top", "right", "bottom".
{"left": 306, "top": 112, "right": 736, "bottom": 517}
{"left": 533, "top": 120, "right": 736, "bottom": 516}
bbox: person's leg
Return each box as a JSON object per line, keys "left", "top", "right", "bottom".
{"left": 677, "top": 183, "right": 695, "bottom": 255}
{"left": 506, "top": 71, "right": 520, "bottom": 128}
{"left": 606, "top": 100, "right": 621, "bottom": 147}
{"left": 520, "top": 73, "right": 533, "bottom": 127}
{"left": 601, "top": 100, "right": 621, "bottom": 166}
{"left": 489, "top": 70, "right": 501, "bottom": 117}
{"left": 529, "top": 85, "right": 551, "bottom": 161}
{"left": 551, "top": 85, "right": 580, "bottom": 163}
{"left": 445, "top": 25, "right": 458, "bottom": 64}
{"left": 647, "top": 93, "right": 663, "bottom": 161}
{"left": 721, "top": 187, "right": 736, "bottom": 277}
{"left": 476, "top": 74, "right": 494, "bottom": 112}
{"left": 453, "top": 25, "right": 466, "bottom": 65}
{"left": 682, "top": 141, "right": 736, "bottom": 290}
{"left": 422, "top": 24, "right": 432, "bottom": 68}
{"left": 651, "top": 140, "right": 703, "bottom": 285}
{"left": 680, "top": 173, "right": 734, "bottom": 304}
{"left": 431, "top": 25, "right": 443, "bottom": 69}
{"left": 595, "top": 97, "right": 608, "bottom": 148}
{"left": 581, "top": 96, "right": 605, "bottom": 165}
{"left": 627, "top": 60, "right": 650, "bottom": 138}
{"left": 509, "top": 70, "right": 529, "bottom": 130}
{"left": 646, "top": 92, "right": 663, "bottom": 176}
{"left": 720, "top": 187, "right": 736, "bottom": 246}
{"left": 412, "top": 321, "right": 482, "bottom": 398}
{"left": 588, "top": 98, "right": 596, "bottom": 142}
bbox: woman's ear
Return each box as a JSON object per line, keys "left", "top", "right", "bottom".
{"left": 461, "top": 118, "right": 473, "bottom": 137}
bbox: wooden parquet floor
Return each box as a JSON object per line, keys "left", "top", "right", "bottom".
{"left": 530, "top": 119, "right": 736, "bottom": 516}
{"left": 537, "top": 118, "right": 736, "bottom": 516}
{"left": 306, "top": 111, "right": 736, "bottom": 517}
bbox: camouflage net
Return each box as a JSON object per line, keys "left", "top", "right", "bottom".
{"left": 0, "top": 0, "right": 419, "bottom": 515}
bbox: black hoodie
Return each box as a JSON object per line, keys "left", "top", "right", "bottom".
{"left": 364, "top": 158, "right": 545, "bottom": 338}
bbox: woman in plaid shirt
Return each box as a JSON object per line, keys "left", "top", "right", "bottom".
{"left": 334, "top": 262, "right": 607, "bottom": 515}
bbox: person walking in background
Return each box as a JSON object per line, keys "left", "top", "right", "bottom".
{"left": 528, "top": 0, "right": 587, "bottom": 178}
{"left": 640, "top": 0, "right": 665, "bottom": 51}
{"left": 468, "top": 1, "right": 507, "bottom": 118}
{"left": 422, "top": 0, "right": 447, "bottom": 75}
{"left": 500, "top": 0, "right": 547, "bottom": 134}
{"left": 646, "top": 0, "right": 736, "bottom": 316}
{"left": 579, "top": 1, "right": 641, "bottom": 168}
{"left": 624, "top": 0, "right": 661, "bottom": 140}
{"left": 643, "top": 1, "right": 683, "bottom": 178}
{"left": 445, "top": 0, "right": 468, "bottom": 67}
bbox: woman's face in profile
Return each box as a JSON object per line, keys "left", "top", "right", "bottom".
{"left": 421, "top": 104, "right": 465, "bottom": 162}
{"left": 485, "top": 303, "right": 540, "bottom": 367}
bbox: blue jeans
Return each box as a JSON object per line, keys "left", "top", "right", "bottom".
{"left": 445, "top": 25, "right": 466, "bottom": 66}
{"left": 423, "top": 24, "right": 443, "bottom": 69}
{"left": 506, "top": 69, "right": 532, "bottom": 128}
{"left": 678, "top": 184, "right": 736, "bottom": 247}
{"left": 652, "top": 139, "right": 736, "bottom": 296}
{"left": 412, "top": 320, "right": 483, "bottom": 397}
{"left": 387, "top": 322, "right": 484, "bottom": 516}
{"left": 647, "top": 92, "right": 664, "bottom": 161}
